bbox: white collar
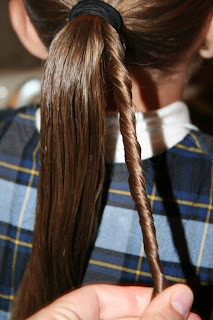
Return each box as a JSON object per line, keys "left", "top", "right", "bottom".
{"left": 105, "top": 101, "right": 198, "bottom": 162}
{"left": 35, "top": 101, "right": 198, "bottom": 163}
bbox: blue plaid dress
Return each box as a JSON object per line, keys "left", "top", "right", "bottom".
{"left": 0, "top": 106, "right": 212, "bottom": 319}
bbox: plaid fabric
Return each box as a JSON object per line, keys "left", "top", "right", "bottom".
{"left": 0, "top": 106, "right": 212, "bottom": 319}
{"left": 0, "top": 106, "right": 39, "bottom": 320}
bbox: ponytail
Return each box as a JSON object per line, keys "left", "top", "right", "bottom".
{"left": 103, "top": 23, "right": 168, "bottom": 295}
{"left": 14, "top": 15, "right": 107, "bottom": 318}
{"left": 14, "top": 9, "right": 167, "bottom": 320}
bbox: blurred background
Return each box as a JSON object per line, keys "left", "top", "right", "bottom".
{"left": 0, "top": 1, "right": 213, "bottom": 134}
{"left": 0, "top": 1, "right": 41, "bottom": 109}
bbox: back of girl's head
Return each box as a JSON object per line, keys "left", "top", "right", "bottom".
{"left": 24, "top": 0, "right": 212, "bottom": 68}
{"left": 13, "top": 1, "right": 213, "bottom": 319}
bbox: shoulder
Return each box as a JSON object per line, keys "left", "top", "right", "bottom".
{"left": 0, "top": 104, "right": 37, "bottom": 123}
{"left": 195, "top": 131, "right": 213, "bottom": 159}
{"left": 172, "top": 130, "right": 213, "bottom": 161}
{"left": 0, "top": 105, "right": 39, "bottom": 186}
{"left": 0, "top": 105, "right": 38, "bottom": 141}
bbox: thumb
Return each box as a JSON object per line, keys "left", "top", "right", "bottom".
{"left": 140, "top": 284, "right": 200, "bottom": 320}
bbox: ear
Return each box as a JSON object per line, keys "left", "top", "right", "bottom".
{"left": 199, "top": 15, "right": 213, "bottom": 59}
{"left": 9, "top": 0, "right": 48, "bottom": 59}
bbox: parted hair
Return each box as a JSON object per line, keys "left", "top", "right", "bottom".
{"left": 13, "top": 0, "right": 213, "bottom": 319}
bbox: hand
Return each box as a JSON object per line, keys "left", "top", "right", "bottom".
{"left": 27, "top": 284, "right": 201, "bottom": 320}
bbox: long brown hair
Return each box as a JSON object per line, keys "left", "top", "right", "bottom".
{"left": 13, "top": 0, "right": 213, "bottom": 318}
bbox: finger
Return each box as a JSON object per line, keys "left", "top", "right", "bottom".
{"left": 27, "top": 284, "right": 153, "bottom": 320}
{"left": 94, "top": 284, "right": 153, "bottom": 319}
{"left": 140, "top": 284, "right": 201, "bottom": 320}
{"left": 187, "top": 313, "right": 202, "bottom": 320}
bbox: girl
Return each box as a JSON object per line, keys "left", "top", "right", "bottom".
{"left": 0, "top": 0, "right": 212, "bottom": 319}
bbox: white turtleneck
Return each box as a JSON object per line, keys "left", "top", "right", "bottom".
{"left": 35, "top": 101, "right": 198, "bottom": 163}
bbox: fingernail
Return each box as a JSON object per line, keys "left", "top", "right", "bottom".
{"left": 171, "top": 287, "right": 193, "bottom": 318}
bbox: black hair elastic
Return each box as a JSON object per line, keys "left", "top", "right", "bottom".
{"left": 68, "top": 0, "right": 123, "bottom": 31}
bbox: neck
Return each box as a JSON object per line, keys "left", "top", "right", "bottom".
{"left": 130, "top": 64, "right": 190, "bottom": 113}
